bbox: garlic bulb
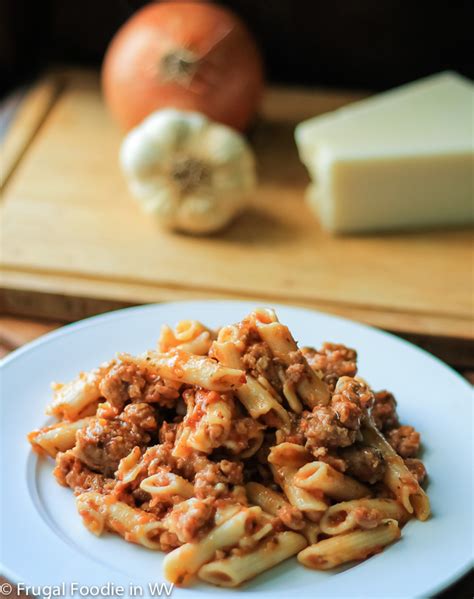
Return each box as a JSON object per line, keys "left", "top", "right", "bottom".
{"left": 120, "top": 109, "right": 256, "bottom": 234}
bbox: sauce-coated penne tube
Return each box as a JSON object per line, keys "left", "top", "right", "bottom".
{"left": 271, "top": 464, "right": 328, "bottom": 520}
{"left": 246, "top": 482, "right": 304, "bottom": 530}
{"left": 320, "top": 499, "right": 410, "bottom": 535}
{"left": 28, "top": 417, "right": 92, "bottom": 457}
{"left": 163, "top": 506, "right": 263, "bottom": 585}
{"left": 268, "top": 443, "right": 313, "bottom": 468}
{"left": 140, "top": 472, "right": 194, "bottom": 501}
{"left": 298, "top": 519, "right": 401, "bottom": 570}
{"left": 302, "top": 521, "right": 320, "bottom": 544}
{"left": 362, "top": 422, "right": 430, "bottom": 520}
{"left": 252, "top": 309, "right": 330, "bottom": 407}
{"left": 131, "top": 351, "right": 246, "bottom": 392}
{"left": 116, "top": 447, "right": 143, "bottom": 484}
{"left": 294, "top": 461, "right": 370, "bottom": 501}
{"left": 76, "top": 491, "right": 164, "bottom": 549}
{"left": 159, "top": 320, "right": 214, "bottom": 355}
{"left": 212, "top": 338, "right": 290, "bottom": 429}
{"left": 198, "top": 532, "right": 308, "bottom": 587}
{"left": 246, "top": 482, "right": 290, "bottom": 515}
{"left": 46, "top": 369, "right": 104, "bottom": 421}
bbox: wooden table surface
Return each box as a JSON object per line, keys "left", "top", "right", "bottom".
{"left": 0, "top": 314, "right": 472, "bottom": 597}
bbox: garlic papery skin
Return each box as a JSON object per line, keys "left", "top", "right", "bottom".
{"left": 120, "top": 109, "right": 256, "bottom": 234}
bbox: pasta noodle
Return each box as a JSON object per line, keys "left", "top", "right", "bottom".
{"left": 163, "top": 507, "right": 266, "bottom": 585}
{"left": 76, "top": 491, "right": 164, "bottom": 549}
{"left": 159, "top": 320, "right": 215, "bottom": 355}
{"left": 140, "top": 472, "right": 194, "bottom": 501}
{"left": 253, "top": 308, "right": 330, "bottom": 407}
{"left": 298, "top": 519, "right": 401, "bottom": 570}
{"left": 212, "top": 334, "right": 290, "bottom": 429}
{"left": 271, "top": 464, "right": 328, "bottom": 519}
{"left": 294, "top": 461, "right": 370, "bottom": 501}
{"left": 319, "top": 498, "right": 410, "bottom": 536}
{"left": 28, "top": 417, "right": 92, "bottom": 457}
{"left": 47, "top": 369, "right": 105, "bottom": 421}
{"left": 362, "top": 421, "right": 430, "bottom": 520}
{"left": 131, "top": 351, "right": 246, "bottom": 391}
{"left": 198, "top": 532, "right": 307, "bottom": 587}
{"left": 268, "top": 442, "right": 313, "bottom": 468}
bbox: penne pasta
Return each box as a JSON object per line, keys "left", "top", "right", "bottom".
{"left": 186, "top": 395, "right": 234, "bottom": 454}
{"left": 116, "top": 447, "right": 143, "bottom": 484}
{"left": 159, "top": 320, "right": 215, "bottom": 355}
{"left": 246, "top": 482, "right": 290, "bottom": 515}
{"left": 198, "top": 531, "right": 308, "bottom": 587}
{"left": 28, "top": 417, "right": 92, "bottom": 457}
{"left": 246, "top": 482, "right": 320, "bottom": 541}
{"left": 302, "top": 521, "right": 320, "bottom": 544}
{"left": 46, "top": 369, "right": 105, "bottom": 421}
{"left": 271, "top": 464, "right": 328, "bottom": 520}
{"left": 294, "top": 461, "right": 370, "bottom": 501}
{"left": 163, "top": 506, "right": 265, "bottom": 585}
{"left": 252, "top": 308, "right": 330, "bottom": 408}
{"left": 76, "top": 491, "right": 164, "bottom": 549}
{"left": 212, "top": 336, "right": 290, "bottom": 429}
{"left": 320, "top": 498, "right": 410, "bottom": 536}
{"left": 362, "top": 422, "right": 430, "bottom": 520}
{"left": 140, "top": 471, "right": 194, "bottom": 501}
{"left": 246, "top": 482, "right": 303, "bottom": 529}
{"left": 298, "top": 519, "right": 401, "bottom": 570}
{"left": 268, "top": 442, "right": 313, "bottom": 468}
{"left": 130, "top": 351, "right": 246, "bottom": 392}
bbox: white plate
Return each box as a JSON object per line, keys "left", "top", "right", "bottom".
{"left": 1, "top": 301, "right": 472, "bottom": 599}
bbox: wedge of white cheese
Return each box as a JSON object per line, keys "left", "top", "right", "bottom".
{"left": 295, "top": 72, "right": 473, "bottom": 233}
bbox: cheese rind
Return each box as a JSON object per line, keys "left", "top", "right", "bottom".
{"left": 295, "top": 72, "right": 474, "bottom": 233}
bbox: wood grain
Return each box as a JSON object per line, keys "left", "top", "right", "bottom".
{"left": 0, "top": 75, "right": 62, "bottom": 189}
{"left": 1, "top": 70, "right": 472, "bottom": 340}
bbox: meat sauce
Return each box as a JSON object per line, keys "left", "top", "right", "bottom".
{"left": 50, "top": 339, "right": 426, "bottom": 546}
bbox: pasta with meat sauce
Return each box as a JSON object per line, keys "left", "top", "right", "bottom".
{"left": 28, "top": 308, "right": 429, "bottom": 587}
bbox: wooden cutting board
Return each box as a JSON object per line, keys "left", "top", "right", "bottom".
{"left": 1, "top": 69, "right": 473, "bottom": 340}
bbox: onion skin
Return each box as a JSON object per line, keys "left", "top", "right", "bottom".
{"left": 102, "top": 2, "right": 264, "bottom": 132}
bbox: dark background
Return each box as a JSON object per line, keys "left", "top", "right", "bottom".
{"left": 1, "top": 0, "right": 473, "bottom": 96}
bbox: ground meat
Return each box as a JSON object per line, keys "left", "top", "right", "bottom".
{"left": 54, "top": 450, "right": 115, "bottom": 494}
{"left": 224, "top": 417, "right": 264, "bottom": 455}
{"left": 371, "top": 390, "right": 399, "bottom": 431}
{"left": 332, "top": 377, "right": 374, "bottom": 429}
{"left": 298, "top": 405, "right": 357, "bottom": 450}
{"left": 99, "top": 360, "right": 180, "bottom": 414}
{"left": 386, "top": 425, "right": 420, "bottom": 458}
{"left": 242, "top": 342, "right": 282, "bottom": 391}
{"left": 75, "top": 417, "right": 151, "bottom": 476}
{"left": 99, "top": 362, "right": 146, "bottom": 412}
{"left": 143, "top": 442, "right": 177, "bottom": 475}
{"left": 119, "top": 403, "right": 158, "bottom": 431}
{"left": 193, "top": 459, "right": 243, "bottom": 499}
{"left": 158, "top": 421, "right": 179, "bottom": 445}
{"left": 339, "top": 444, "right": 386, "bottom": 484}
{"left": 285, "top": 351, "right": 308, "bottom": 388}
{"left": 164, "top": 498, "right": 215, "bottom": 543}
{"left": 302, "top": 343, "right": 357, "bottom": 389}
{"left": 142, "top": 378, "right": 180, "bottom": 408}
{"left": 405, "top": 458, "right": 427, "bottom": 484}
